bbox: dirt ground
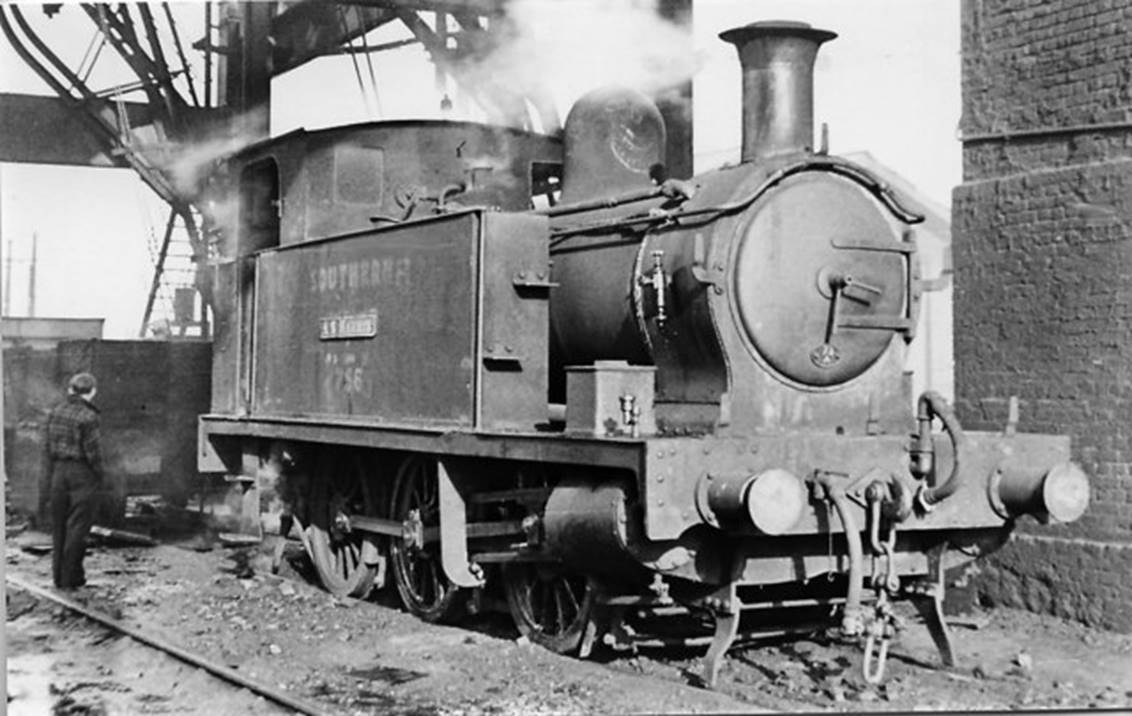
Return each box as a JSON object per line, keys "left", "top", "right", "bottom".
{"left": 6, "top": 528, "right": 1132, "bottom": 715}
{"left": 6, "top": 593, "right": 290, "bottom": 715}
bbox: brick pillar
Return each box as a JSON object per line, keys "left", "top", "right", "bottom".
{"left": 955, "top": 0, "right": 1132, "bottom": 631}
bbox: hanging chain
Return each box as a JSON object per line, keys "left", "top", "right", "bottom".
{"left": 863, "top": 589, "right": 897, "bottom": 683}
{"left": 826, "top": 500, "right": 836, "bottom": 581}
{"left": 863, "top": 486, "right": 902, "bottom": 684}
{"left": 881, "top": 524, "right": 899, "bottom": 593}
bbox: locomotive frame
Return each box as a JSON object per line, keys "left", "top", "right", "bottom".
{"left": 197, "top": 20, "right": 1089, "bottom": 686}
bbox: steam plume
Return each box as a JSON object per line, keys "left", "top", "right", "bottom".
{"left": 455, "top": 0, "right": 701, "bottom": 129}
{"left": 163, "top": 107, "right": 270, "bottom": 197}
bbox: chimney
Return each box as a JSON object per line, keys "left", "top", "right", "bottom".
{"left": 719, "top": 21, "right": 836, "bottom": 162}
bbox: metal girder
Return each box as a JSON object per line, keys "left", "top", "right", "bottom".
{"left": 0, "top": 92, "right": 131, "bottom": 167}
{"left": 82, "top": 4, "right": 189, "bottom": 132}
{"left": 357, "top": 0, "right": 506, "bottom": 13}
{"left": 0, "top": 4, "right": 182, "bottom": 207}
{"left": 269, "top": 1, "right": 506, "bottom": 75}
{"left": 1, "top": 3, "right": 221, "bottom": 338}
{"left": 270, "top": 2, "right": 398, "bottom": 75}
{"left": 0, "top": 93, "right": 221, "bottom": 167}
{"left": 394, "top": 7, "right": 550, "bottom": 128}
{"left": 217, "top": 1, "right": 272, "bottom": 139}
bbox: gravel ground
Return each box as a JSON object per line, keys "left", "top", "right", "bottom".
{"left": 6, "top": 528, "right": 1132, "bottom": 714}
{"left": 6, "top": 531, "right": 751, "bottom": 715}
{"left": 6, "top": 592, "right": 290, "bottom": 715}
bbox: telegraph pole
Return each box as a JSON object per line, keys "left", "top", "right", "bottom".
{"left": 4, "top": 239, "right": 12, "bottom": 316}
{"left": 28, "top": 232, "right": 36, "bottom": 317}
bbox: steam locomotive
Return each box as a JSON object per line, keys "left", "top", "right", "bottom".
{"left": 197, "top": 21, "right": 1089, "bottom": 685}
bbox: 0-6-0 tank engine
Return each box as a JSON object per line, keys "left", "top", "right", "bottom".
{"left": 197, "top": 21, "right": 1090, "bottom": 686}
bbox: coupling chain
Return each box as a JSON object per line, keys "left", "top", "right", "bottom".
{"left": 862, "top": 589, "right": 899, "bottom": 683}
{"left": 868, "top": 497, "right": 900, "bottom": 594}
{"left": 864, "top": 497, "right": 901, "bottom": 684}
{"left": 825, "top": 500, "right": 836, "bottom": 581}
{"left": 880, "top": 524, "right": 899, "bottom": 593}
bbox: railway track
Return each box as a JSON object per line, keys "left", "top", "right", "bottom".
{"left": 7, "top": 538, "right": 1129, "bottom": 714}
{"left": 6, "top": 574, "right": 327, "bottom": 715}
{"left": 4, "top": 538, "right": 757, "bottom": 715}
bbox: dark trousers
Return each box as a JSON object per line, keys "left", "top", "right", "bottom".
{"left": 51, "top": 460, "right": 99, "bottom": 588}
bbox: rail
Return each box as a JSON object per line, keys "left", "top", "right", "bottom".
{"left": 6, "top": 575, "right": 327, "bottom": 716}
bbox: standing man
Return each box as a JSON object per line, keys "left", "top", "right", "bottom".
{"left": 43, "top": 372, "right": 104, "bottom": 590}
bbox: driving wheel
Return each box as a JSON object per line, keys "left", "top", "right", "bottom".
{"left": 305, "top": 449, "right": 379, "bottom": 598}
{"left": 389, "top": 455, "right": 463, "bottom": 623}
{"left": 503, "top": 564, "right": 595, "bottom": 654}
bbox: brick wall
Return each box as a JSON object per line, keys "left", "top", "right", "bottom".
{"left": 955, "top": 0, "right": 1132, "bottom": 630}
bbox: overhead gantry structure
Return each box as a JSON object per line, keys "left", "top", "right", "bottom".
{"left": 0, "top": 1, "right": 692, "bottom": 336}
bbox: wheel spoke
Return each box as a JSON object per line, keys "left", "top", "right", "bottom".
{"left": 417, "top": 559, "right": 431, "bottom": 604}
{"left": 560, "top": 579, "right": 581, "bottom": 616}
{"left": 342, "top": 544, "right": 358, "bottom": 580}
{"left": 561, "top": 582, "right": 580, "bottom": 628}
{"left": 540, "top": 582, "right": 554, "bottom": 632}
{"left": 553, "top": 584, "right": 566, "bottom": 633}
{"left": 407, "top": 552, "right": 420, "bottom": 596}
{"left": 521, "top": 579, "right": 535, "bottom": 620}
{"left": 425, "top": 557, "right": 442, "bottom": 604}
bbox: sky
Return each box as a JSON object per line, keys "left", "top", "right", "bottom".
{"left": 0, "top": 0, "right": 960, "bottom": 338}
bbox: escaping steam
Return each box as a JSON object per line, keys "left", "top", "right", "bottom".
{"left": 159, "top": 2, "right": 701, "bottom": 192}
{"left": 452, "top": 0, "right": 701, "bottom": 130}
{"left": 164, "top": 107, "right": 269, "bottom": 197}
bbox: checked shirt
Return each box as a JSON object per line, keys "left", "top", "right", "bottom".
{"left": 44, "top": 395, "right": 104, "bottom": 481}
